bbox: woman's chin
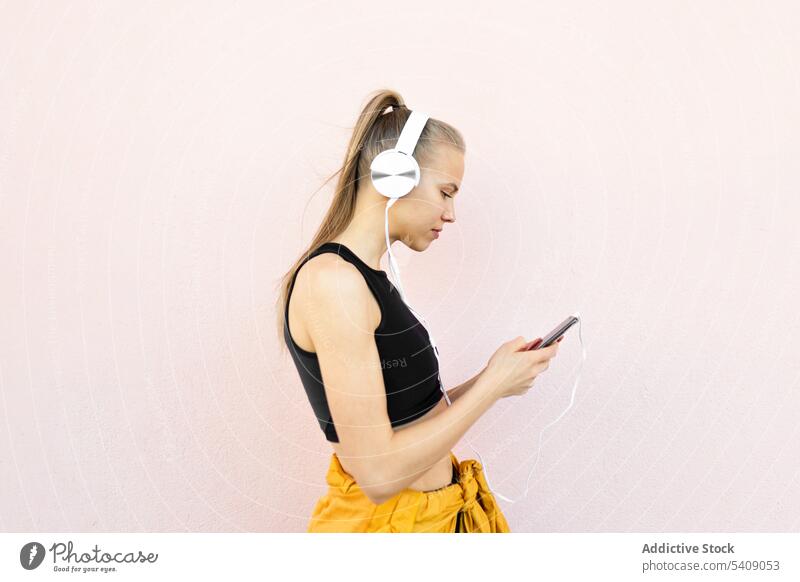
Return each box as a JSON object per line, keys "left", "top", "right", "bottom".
{"left": 412, "top": 237, "right": 433, "bottom": 252}
{"left": 398, "top": 233, "right": 433, "bottom": 252}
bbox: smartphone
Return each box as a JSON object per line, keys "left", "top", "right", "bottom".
{"left": 523, "top": 314, "right": 580, "bottom": 351}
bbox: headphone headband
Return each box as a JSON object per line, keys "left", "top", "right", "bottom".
{"left": 395, "top": 110, "right": 429, "bottom": 155}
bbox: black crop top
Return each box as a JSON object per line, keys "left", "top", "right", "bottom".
{"left": 283, "top": 242, "right": 443, "bottom": 442}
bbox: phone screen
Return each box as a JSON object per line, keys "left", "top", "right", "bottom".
{"left": 525, "top": 315, "right": 579, "bottom": 350}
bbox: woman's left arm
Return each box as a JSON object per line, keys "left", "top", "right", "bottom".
{"left": 448, "top": 336, "right": 563, "bottom": 402}
{"left": 445, "top": 366, "right": 487, "bottom": 403}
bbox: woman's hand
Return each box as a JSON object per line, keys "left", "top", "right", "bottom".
{"left": 483, "top": 335, "right": 563, "bottom": 399}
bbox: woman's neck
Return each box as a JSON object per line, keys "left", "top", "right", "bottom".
{"left": 330, "top": 197, "right": 396, "bottom": 271}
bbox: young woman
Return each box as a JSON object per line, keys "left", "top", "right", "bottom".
{"left": 276, "top": 89, "right": 560, "bottom": 533}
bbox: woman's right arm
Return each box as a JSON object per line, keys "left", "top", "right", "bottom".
{"left": 303, "top": 256, "right": 401, "bottom": 505}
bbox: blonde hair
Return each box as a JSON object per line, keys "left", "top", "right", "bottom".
{"left": 275, "top": 88, "right": 465, "bottom": 351}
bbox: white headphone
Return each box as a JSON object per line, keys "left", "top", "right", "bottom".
{"left": 369, "top": 107, "right": 430, "bottom": 307}
{"left": 368, "top": 105, "right": 587, "bottom": 506}
{"left": 370, "top": 107, "right": 429, "bottom": 199}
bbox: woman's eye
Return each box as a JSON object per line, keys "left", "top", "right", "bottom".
{"left": 441, "top": 191, "right": 453, "bottom": 199}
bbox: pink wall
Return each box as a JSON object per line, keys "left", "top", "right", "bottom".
{"left": 1, "top": 1, "right": 799, "bottom": 532}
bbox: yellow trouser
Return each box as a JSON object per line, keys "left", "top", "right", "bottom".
{"left": 307, "top": 451, "right": 511, "bottom": 533}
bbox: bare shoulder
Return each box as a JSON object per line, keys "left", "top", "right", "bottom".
{"left": 291, "top": 253, "right": 381, "bottom": 333}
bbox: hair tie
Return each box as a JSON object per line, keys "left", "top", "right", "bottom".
{"left": 384, "top": 103, "right": 405, "bottom": 114}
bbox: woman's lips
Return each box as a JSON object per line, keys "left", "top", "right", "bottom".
{"left": 431, "top": 229, "right": 440, "bottom": 239}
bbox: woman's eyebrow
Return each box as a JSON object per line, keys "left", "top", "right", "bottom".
{"left": 442, "top": 182, "right": 460, "bottom": 192}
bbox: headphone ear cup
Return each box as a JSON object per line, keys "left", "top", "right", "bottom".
{"left": 370, "top": 149, "right": 420, "bottom": 198}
